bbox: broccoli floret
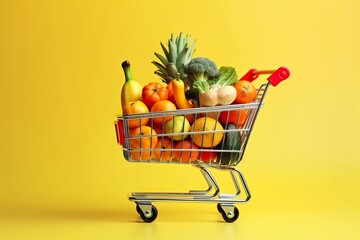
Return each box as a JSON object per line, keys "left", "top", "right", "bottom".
{"left": 184, "top": 57, "right": 220, "bottom": 82}
{"left": 184, "top": 57, "right": 220, "bottom": 93}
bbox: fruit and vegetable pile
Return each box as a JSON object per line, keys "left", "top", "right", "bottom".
{"left": 119, "top": 33, "right": 258, "bottom": 165}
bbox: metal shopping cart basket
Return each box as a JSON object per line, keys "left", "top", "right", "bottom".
{"left": 114, "top": 67, "right": 290, "bottom": 222}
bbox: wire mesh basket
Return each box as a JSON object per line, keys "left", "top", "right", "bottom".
{"left": 114, "top": 67, "right": 290, "bottom": 222}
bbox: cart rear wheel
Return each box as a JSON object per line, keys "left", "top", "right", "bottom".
{"left": 217, "top": 203, "right": 223, "bottom": 213}
{"left": 217, "top": 204, "right": 239, "bottom": 222}
{"left": 221, "top": 206, "right": 239, "bottom": 222}
{"left": 136, "top": 204, "right": 142, "bottom": 214}
{"left": 136, "top": 204, "right": 158, "bottom": 223}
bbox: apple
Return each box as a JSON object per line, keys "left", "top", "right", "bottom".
{"left": 165, "top": 116, "right": 190, "bottom": 141}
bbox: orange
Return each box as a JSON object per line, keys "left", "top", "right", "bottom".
{"left": 153, "top": 137, "right": 175, "bottom": 161}
{"left": 233, "top": 80, "right": 257, "bottom": 104}
{"left": 122, "top": 101, "right": 149, "bottom": 129}
{"left": 191, "top": 117, "right": 224, "bottom": 148}
{"left": 129, "top": 126, "right": 157, "bottom": 160}
{"left": 150, "top": 100, "right": 177, "bottom": 125}
{"left": 173, "top": 140, "right": 199, "bottom": 163}
{"left": 219, "top": 109, "right": 247, "bottom": 127}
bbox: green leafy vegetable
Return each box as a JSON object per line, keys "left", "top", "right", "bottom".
{"left": 184, "top": 57, "right": 220, "bottom": 89}
{"left": 215, "top": 66, "right": 238, "bottom": 87}
{"left": 192, "top": 66, "right": 238, "bottom": 93}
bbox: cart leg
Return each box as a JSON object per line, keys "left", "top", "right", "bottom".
{"left": 193, "top": 166, "right": 220, "bottom": 199}
{"left": 218, "top": 168, "right": 251, "bottom": 201}
{"left": 130, "top": 165, "right": 220, "bottom": 199}
{"left": 231, "top": 168, "right": 251, "bottom": 201}
{"left": 189, "top": 166, "right": 214, "bottom": 195}
{"left": 230, "top": 170, "right": 241, "bottom": 196}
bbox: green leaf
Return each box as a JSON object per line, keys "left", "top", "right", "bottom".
{"left": 192, "top": 79, "right": 211, "bottom": 94}
{"left": 176, "top": 47, "right": 188, "bottom": 67}
{"left": 166, "top": 63, "right": 178, "bottom": 79}
{"left": 214, "top": 66, "right": 238, "bottom": 87}
{"left": 187, "top": 39, "right": 196, "bottom": 57}
{"left": 160, "top": 42, "right": 170, "bottom": 60}
{"left": 152, "top": 61, "right": 168, "bottom": 75}
{"left": 154, "top": 52, "right": 169, "bottom": 66}
{"left": 168, "top": 40, "right": 178, "bottom": 63}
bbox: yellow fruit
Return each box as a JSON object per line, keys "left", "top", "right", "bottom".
{"left": 191, "top": 117, "right": 224, "bottom": 148}
{"left": 165, "top": 116, "right": 190, "bottom": 141}
{"left": 121, "top": 60, "right": 142, "bottom": 108}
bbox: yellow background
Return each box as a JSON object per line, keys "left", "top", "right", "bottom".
{"left": 0, "top": 0, "right": 359, "bottom": 239}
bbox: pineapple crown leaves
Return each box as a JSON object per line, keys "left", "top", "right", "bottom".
{"left": 152, "top": 33, "right": 196, "bottom": 83}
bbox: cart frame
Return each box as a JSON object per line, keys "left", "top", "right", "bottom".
{"left": 115, "top": 67, "right": 290, "bottom": 222}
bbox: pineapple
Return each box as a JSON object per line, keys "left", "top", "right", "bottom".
{"left": 152, "top": 33, "right": 196, "bottom": 84}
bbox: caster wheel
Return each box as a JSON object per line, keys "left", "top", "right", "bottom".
{"left": 217, "top": 203, "right": 223, "bottom": 213}
{"left": 136, "top": 204, "right": 158, "bottom": 223}
{"left": 221, "top": 205, "right": 239, "bottom": 223}
{"left": 136, "top": 204, "right": 142, "bottom": 214}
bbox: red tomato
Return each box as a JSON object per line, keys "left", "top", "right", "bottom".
{"left": 199, "top": 151, "right": 217, "bottom": 163}
{"left": 142, "top": 82, "right": 169, "bottom": 108}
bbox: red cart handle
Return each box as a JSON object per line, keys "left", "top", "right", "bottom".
{"left": 240, "top": 66, "right": 290, "bottom": 86}
{"left": 114, "top": 120, "right": 125, "bottom": 145}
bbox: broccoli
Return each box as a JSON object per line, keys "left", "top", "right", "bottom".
{"left": 184, "top": 57, "right": 220, "bottom": 93}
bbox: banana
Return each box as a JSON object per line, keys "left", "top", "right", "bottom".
{"left": 121, "top": 60, "right": 143, "bottom": 109}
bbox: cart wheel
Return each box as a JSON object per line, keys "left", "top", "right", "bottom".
{"left": 136, "top": 204, "right": 142, "bottom": 214}
{"left": 221, "top": 206, "right": 239, "bottom": 223}
{"left": 217, "top": 203, "right": 223, "bottom": 213}
{"left": 137, "top": 204, "right": 158, "bottom": 223}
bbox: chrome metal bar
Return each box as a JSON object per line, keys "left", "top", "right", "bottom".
{"left": 193, "top": 166, "right": 219, "bottom": 199}
{"left": 189, "top": 166, "right": 213, "bottom": 194}
{"left": 230, "top": 170, "right": 241, "bottom": 196}
{"left": 130, "top": 165, "right": 219, "bottom": 199}
{"left": 130, "top": 197, "right": 249, "bottom": 203}
{"left": 231, "top": 168, "right": 251, "bottom": 201}
{"left": 129, "top": 166, "right": 250, "bottom": 204}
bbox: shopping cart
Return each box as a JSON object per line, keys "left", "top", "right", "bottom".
{"left": 115, "top": 67, "right": 290, "bottom": 222}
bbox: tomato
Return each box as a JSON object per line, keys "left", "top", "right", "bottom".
{"left": 150, "top": 100, "right": 177, "bottom": 125}
{"left": 173, "top": 140, "right": 199, "bottom": 163}
{"left": 122, "top": 101, "right": 149, "bottom": 129}
{"left": 233, "top": 80, "right": 257, "bottom": 104}
{"left": 129, "top": 126, "right": 158, "bottom": 160}
{"left": 142, "top": 82, "right": 169, "bottom": 109}
{"left": 199, "top": 151, "right": 217, "bottom": 163}
{"left": 153, "top": 137, "right": 175, "bottom": 161}
{"left": 166, "top": 81, "right": 176, "bottom": 105}
{"left": 219, "top": 109, "right": 247, "bottom": 127}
